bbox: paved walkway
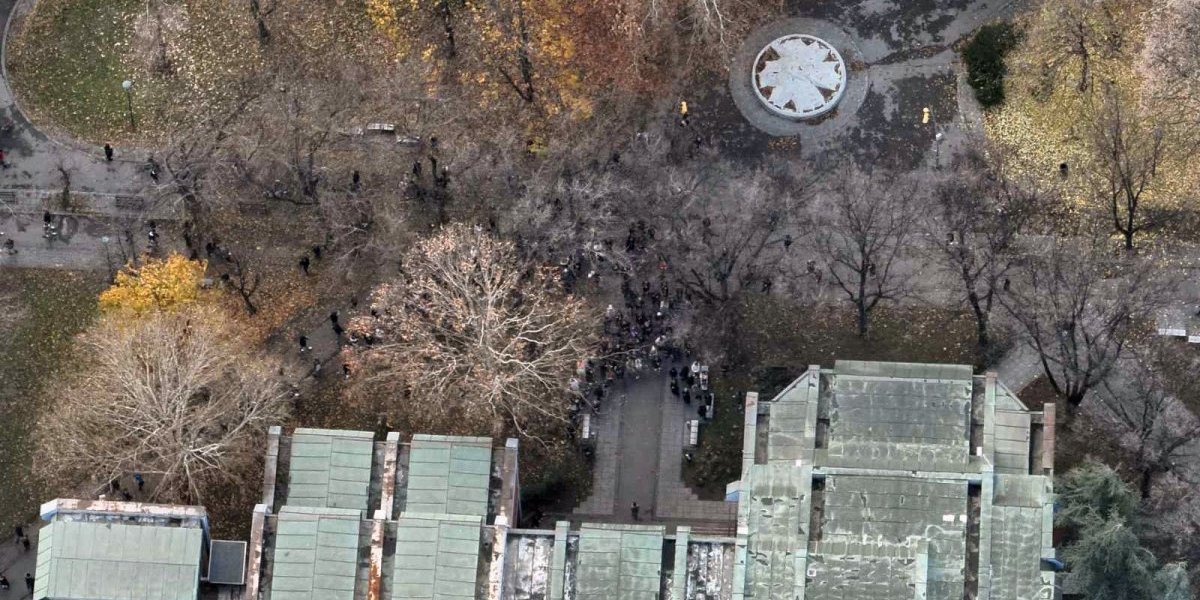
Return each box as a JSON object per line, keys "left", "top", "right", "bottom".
{"left": 572, "top": 368, "right": 738, "bottom": 531}
{"left": 0, "top": 529, "right": 37, "bottom": 600}
{"left": 0, "top": 0, "right": 174, "bottom": 271}
{"left": 0, "top": 0, "right": 147, "bottom": 194}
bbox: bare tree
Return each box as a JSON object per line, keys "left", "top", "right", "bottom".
{"left": 1088, "top": 87, "right": 1170, "bottom": 252}
{"left": 999, "top": 242, "right": 1168, "bottom": 412}
{"left": 925, "top": 152, "right": 1042, "bottom": 361}
{"left": 815, "top": 166, "right": 919, "bottom": 337}
{"left": 1028, "top": 0, "right": 1130, "bottom": 93}
{"left": 1094, "top": 347, "right": 1200, "bottom": 499}
{"left": 249, "top": 0, "right": 275, "bottom": 44}
{"left": 1142, "top": 0, "right": 1200, "bottom": 129}
{"left": 35, "top": 305, "right": 290, "bottom": 504}
{"left": 342, "top": 223, "right": 597, "bottom": 442}
{"left": 653, "top": 160, "right": 815, "bottom": 309}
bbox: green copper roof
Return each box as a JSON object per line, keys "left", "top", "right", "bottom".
{"left": 391, "top": 513, "right": 483, "bottom": 600}
{"left": 286, "top": 428, "right": 374, "bottom": 511}
{"left": 406, "top": 435, "right": 493, "bottom": 516}
{"left": 269, "top": 506, "right": 363, "bottom": 600}
{"left": 34, "top": 520, "right": 202, "bottom": 600}
{"left": 575, "top": 524, "right": 664, "bottom": 600}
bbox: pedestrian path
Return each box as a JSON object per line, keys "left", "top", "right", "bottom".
{"left": 570, "top": 371, "right": 737, "bottom": 532}
{"left": 0, "top": 526, "right": 39, "bottom": 600}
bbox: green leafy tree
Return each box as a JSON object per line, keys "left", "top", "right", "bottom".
{"left": 1056, "top": 461, "right": 1137, "bottom": 528}
{"left": 1155, "top": 562, "right": 1191, "bottom": 600}
{"left": 1063, "top": 519, "right": 1157, "bottom": 600}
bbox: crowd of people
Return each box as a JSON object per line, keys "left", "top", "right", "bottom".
{"left": 567, "top": 271, "right": 714, "bottom": 425}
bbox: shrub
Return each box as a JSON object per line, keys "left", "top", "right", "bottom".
{"left": 963, "top": 23, "right": 1019, "bottom": 108}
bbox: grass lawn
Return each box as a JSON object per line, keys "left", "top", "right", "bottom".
{"left": 7, "top": 0, "right": 148, "bottom": 143}
{"left": 683, "top": 297, "right": 979, "bottom": 496}
{"left": 0, "top": 269, "right": 103, "bottom": 535}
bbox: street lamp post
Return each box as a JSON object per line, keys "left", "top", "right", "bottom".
{"left": 121, "top": 80, "right": 136, "bottom": 132}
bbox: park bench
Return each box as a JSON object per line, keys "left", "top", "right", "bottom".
{"left": 686, "top": 419, "right": 699, "bottom": 446}
{"left": 366, "top": 122, "right": 396, "bottom": 133}
{"left": 0, "top": 190, "right": 14, "bottom": 204}
{"left": 115, "top": 195, "right": 145, "bottom": 210}
{"left": 238, "top": 202, "right": 269, "bottom": 216}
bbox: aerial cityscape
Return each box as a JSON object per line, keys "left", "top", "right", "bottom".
{"left": 0, "top": 0, "right": 1197, "bottom": 599}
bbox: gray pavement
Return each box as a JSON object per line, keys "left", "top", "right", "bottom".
{"left": 613, "top": 376, "right": 666, "bottom": 522}
{"left": 0, "top": 0, "right": 173, "bottom": 271}
{"left": 0, "top": 0, "right": 147, "bottom": 194}
{"left": 0, "top": 528, "right": 38, "bottom": 600}
{"left": 572, "top": 369, "right": 738, "bottom": 531}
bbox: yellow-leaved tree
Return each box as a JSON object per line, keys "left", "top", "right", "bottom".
{"left": 98, "top": 254, "right": 208, "bottom": 315}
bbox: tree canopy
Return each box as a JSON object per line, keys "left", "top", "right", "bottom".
{"left": 35, "top": 304, "right": 290, "bottom": 503}
{"left": 343, "top": 223, "right": 598, "bottom": 441}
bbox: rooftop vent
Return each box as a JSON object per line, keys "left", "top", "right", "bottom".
{"left": 206, "top": 540, "right": 247, "bottom": 585}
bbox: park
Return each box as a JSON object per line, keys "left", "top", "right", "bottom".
{"left": 0, "top": 0, "right": 1199, "bottom": 598}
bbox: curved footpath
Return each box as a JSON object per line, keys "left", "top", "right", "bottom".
{"left": 0, "top": 0, "right": 146, "bottom": 194}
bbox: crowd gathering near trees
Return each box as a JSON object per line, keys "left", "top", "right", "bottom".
{"left": 7, "top": 0, "right": 1200, "bottom": 592}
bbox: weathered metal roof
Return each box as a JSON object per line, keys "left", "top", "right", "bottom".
{"left": 34, "top": 519, "right": 202, "bottom": 600}
{"left": 825, "top": 369, "right": 972, "bottom": 471}
{"left": 739, "top": 361, "right": 1055, "bottom": 600}
{"left": 744, "top": 464, "right": 812, "bottom": 600}
{"left": 406, "top": 435, "right": 493, "bottom": 516}
{"left": 832, "top": 360, "right": 973, "bottom": 382}
{"left": 574, "top": 524, "right": 664, "bottom": 600}
{"left": 269, "top": 506, "right": 363, "bottom": 600}
{"left": 391, "top": 512, "right": 483, "bottom": 600}
{"left": 287, "top": 428, "right": 375, "bottom": 511}
{"left": 816, "top": 474, "right": 967, "bottom": 600}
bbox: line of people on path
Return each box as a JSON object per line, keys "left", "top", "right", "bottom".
{"left": 2, "top": 526, "right": 37, "bottom": 595}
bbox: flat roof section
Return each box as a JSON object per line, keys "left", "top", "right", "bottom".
{"left": 391, "top": 513, "right": 484, "bottom": 600}
{"left": 34, "top": 520, "right": 202, "bottom": 600}
{"left": 813, "top": 475, "right": 967, "bottom": 600}
{"left": 407, "top": 435, "right": 494, "bottom": 516}
{"left": 744, "top": 463, "right": 812, "bottom": 600}
{"left": 286, "top": 428, "right": 375, "bottom": 511}
{"left": 575, "top": 524, "right": 665, "bottom": 600}
{"left": 269, "top": 506, "right": 363, "bottom": 600}
{"left": 825, "top": 373, "right": 972, "bottom": 471}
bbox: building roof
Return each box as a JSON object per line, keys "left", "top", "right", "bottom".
{"left": 824, "top": 360, "right": 972, "bottom": 472}
{"left": 574, "top": 524, "right": 664, "bottom": 600}
{"left": 286, "top": 428, "right": 375, "bottom": 511}
{"left": 34, "top": 519, "right": 202, "bottom": 600}
{"left": 391, "top": 513, "right": 484, "bottom": 600}
{"left": 743, "top": 464, "right": 811, "bottom": 600}
{"left": 740, "top": 361, "right": 1056, "bottom": 600}
{"left": 268, "top": 506, "right": 363, "bottom": 600}
{"left": 406, "top": 435, "right": 493, "bottom": 516}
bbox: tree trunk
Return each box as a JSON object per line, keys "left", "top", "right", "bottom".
{"left": 968, "top": 291, "right": 990, "bottom": 364}
{"left": 1139, "top": 468, "right": 1153, "bottom": 500}
{"left": 857, "top": 303, "right": 869, "bottom": 337}
{"left": 438, "top": 0, "right": 457, "bottom": 59}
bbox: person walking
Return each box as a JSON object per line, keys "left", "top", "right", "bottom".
{"left": 25, "top": 573, "right": 34, "bottom": 593}
{"left": 1, "top": 573, "right": 10, "bottom": 590}
{"left": 630, "top": 502, "right": 639, "bottom": 521}
{"left": 133, "top": 472, "right": 144, "bottom": 492}
{"left": 21, "top": 535, "right": 30, "bottom": 551}
{"left": 299, "top": 255, "right": 310, "bottom": 275}
{"left": 104, "top": 143, "right": 114, "bottom": 162}
{"left": 14, "top": 525, "right": 23, "bottom": 542}
{"left": 298, "top": 334, "right": 311, "bottom": 353}
{"left": 0, "top": 148, "right": 8, "bottom": 168}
